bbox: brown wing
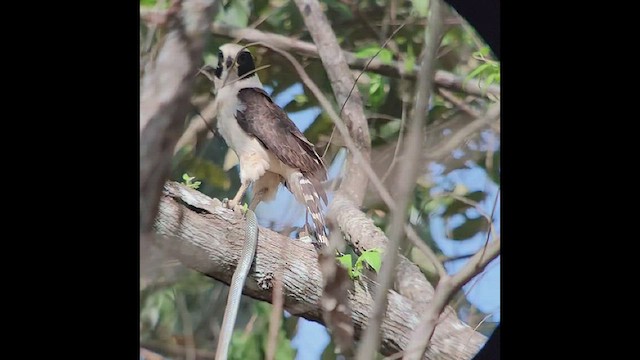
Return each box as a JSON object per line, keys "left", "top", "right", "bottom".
{"left": 236, "top": 87, "right": 327, "bottom": 182}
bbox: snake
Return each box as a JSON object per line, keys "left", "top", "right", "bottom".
{"left": 215, "top": 206, "right": 259, "bottom": 360}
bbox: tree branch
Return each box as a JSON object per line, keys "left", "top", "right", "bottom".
{"left": 330, "top": 193, "right": 439, "bottom": 307}
{"left": 293, "top": 0, "right": 372, "bottom": 205}
{"left": 206, "top": 23, "right": 500, "bottom": 98}
{"left": 404, "top": 238, "right": 500, "bottom": 360}
{"left": 140, "top": 0, "right": 217, "bottom": 234}
{"left": 153, "top": 182, "right": 486, "bottom": 360}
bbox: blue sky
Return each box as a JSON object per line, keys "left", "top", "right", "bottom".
{"left": 251, "top": 84, "right": 500, "bottom": 359}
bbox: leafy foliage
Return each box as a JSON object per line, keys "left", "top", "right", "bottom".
{"left": 465, "top": 47, "right": 501, "bottom": 93}
{"left": 338, "top": 248, "right": 383, "bottom": 280}
{"left": 181, "top": 173, "right": 202, "bottom": 189}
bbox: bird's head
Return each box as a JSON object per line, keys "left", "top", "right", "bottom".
{"left": 213, "top": 43, "right": 259, "bottom": 91}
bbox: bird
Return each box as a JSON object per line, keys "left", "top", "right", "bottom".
{"left": 211, "top": 43, "right": 329, "bottom": 249}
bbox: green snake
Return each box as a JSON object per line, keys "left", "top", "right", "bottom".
{"left": 214, "top": 207, "right": 259, "bottom": 360}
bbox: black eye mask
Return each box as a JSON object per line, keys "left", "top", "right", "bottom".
{"left": 236, "top": 51, "right": 256, "bottom": 78}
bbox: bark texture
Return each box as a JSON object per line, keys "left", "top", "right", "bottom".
{"left": 153, "top": 182, "right": 487, "bottom": 359}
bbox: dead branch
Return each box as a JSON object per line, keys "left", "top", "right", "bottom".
{"left": 152, "top": 182, "right": 486, "bottom": 359}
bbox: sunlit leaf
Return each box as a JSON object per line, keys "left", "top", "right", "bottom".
{"left": 355, "top": 248, "right": 383, "bottom": 273}
{"left": 337, "top": 254, "right": 353, "bottom": 273}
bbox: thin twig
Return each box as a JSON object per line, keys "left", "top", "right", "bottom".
{"left": 380, "top": 98, "right": 407, "bottom": 182}
{"left": 481, "top": 188, "right": 500, "bottom": 257}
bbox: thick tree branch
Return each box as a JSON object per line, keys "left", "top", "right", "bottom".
{"left": 205, "top": 23, "right": 500, "bottom": 98}
{"left": 140, "top": 0, "right": 217, "bottom": 234}
{"left": 153, "top": 182, "right": 486, "bottom": 360}
{"left": 330, "top": 193, "right": 436, "bottom": 306}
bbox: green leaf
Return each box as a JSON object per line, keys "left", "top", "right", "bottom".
{"left": 358, "top": 249, "right": 383, "bottom": 273}
{"left": 467, "top": 63, "right": 491, "bottom": 80}
{"left": 363, "top": 73, "right": 388, "bottom": 110}
{"left": 293, "top": 94, "right": 308, "bottom": 105}
{"left": 369, "top": 77, "right": 381, "bottom": 95}
{"left": 450, "top": 216, "right": 490, "bottom": 240}
{"left": 355, "top": 248, "right": 383, "bottom": 273}
{"left": 351, "top": 267, "right": 362, "bottom": 280}
{"left": 337, "top": 254, "right": 353, "bottom": 273}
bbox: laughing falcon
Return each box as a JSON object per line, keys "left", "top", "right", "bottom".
{"left": 212, "top": 43, "right": 329, "bottom": 248}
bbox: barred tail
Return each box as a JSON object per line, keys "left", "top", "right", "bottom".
{"left": 288, "top": 172, "right": 328, "bottom": 249}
